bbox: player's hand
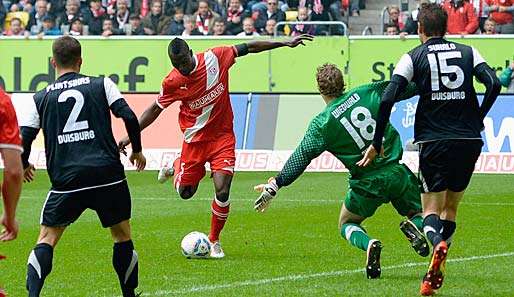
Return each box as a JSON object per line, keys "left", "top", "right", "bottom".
{"left": 0, "top": 214, "right": 19, "bottom": 242}
{"left": 118, "top": 136, "right": 131, "bottom": 156}
{"left": 253, "top": 177, "right": 279, "bottom": 212}
{"left": 129, "top": 151, "right": 146, "bottom": 172}
{"left": 23, "top": 163, "right": 35, "bottom": 183}
{"left": 356, "top": 145, "right": 384, "bottom": 167}
{"left": 285, "top": 34, "right": 314, "bottom": 48}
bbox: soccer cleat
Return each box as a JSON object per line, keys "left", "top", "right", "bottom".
{"left": 209, "top": 241, "right": 225, "bottom": 259}
{"left": 157, "top": 164, "right": 174, "bottom": 184}
{"left": 366, "top": 240, "right": 382, "bottom": 279}
{"left": 400, "top": 219, "right": 430, "bottom": 257}
{"left": 420, "top": 241, "right": 448, "bottom": 295}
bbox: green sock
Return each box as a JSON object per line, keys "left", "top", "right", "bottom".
{"left": 341, "top": 223, "right": 371, "bottom": 251}
{"left": 410, "top": 214, "right": 424, "bottom": 231}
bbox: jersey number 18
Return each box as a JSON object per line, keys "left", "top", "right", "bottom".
{"left": 339, "top": 106, "right": 376, "bottom": 149}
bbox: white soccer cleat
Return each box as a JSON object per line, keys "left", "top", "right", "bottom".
{"left": 209, "top": 241, "right": 225, "bottom": 259}
{"left": 157, "top": 164, "right": 174, "bottom": 184}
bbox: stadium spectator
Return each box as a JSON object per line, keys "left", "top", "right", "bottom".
{"left": 132, "top": 0, "right": 150, "bottom": 17}
{"left": 309, "top": 0, "right": 338, "bottom": 34}
{"left": 237, "top": 16, "right": 259, "bottom": 35}
{"left": 484, "top": 0, "right": 514, "bottom": 33}
{"left": 482, "top": 17, "right": 496, "bottom": 33}
{"left": 385, "top": 22, "right": 399, "bottom": 35}
{"left": 0, "top": 88, "right": 23, "bottom": 243}
{"left": 181, "top": 14, "right": 202, "bottom": 35}
{"left": 28, "top": 0, "right": 52, "bottom": 35}
{"left": 470, "top": 0, "right": 488, "bottom": 31}
{"left": 254, "top": 0, "right": 285, "bottom": 31}
{"left": 10, "top": 0, "right": 33, "bottom": 13}
{"left": 224, "top": 0, "right": 246, "bottom": 35}
{"left": 83, "top": 0, "right": 107, "bottom": 35}
{"left": 68, "top": 16, "right": 85, "bottom": 35}
{"left": 142, "top": 0, "right": 171, "bottom": 34}
{"left": 386, "top": 5, "right": 402, "bottom": 31}
{"left": 442, "top": 0, "right": 479, "bottom": 34}
{"left": 101, "top": 18, "right": 121, "bottom": 36}
{"left": 290, "top": 7, "right": 315, "bottom": 36}
{"left": 263, "top": 18, "right": 277, "bottom": 35}
{"left": 193, "top": 0, "right": 220, "bottom": 35}
{"left": 128, "top": 14, "right": 146, "bottom": 34}
{"left": 163, "top": 0, "right": 188, "bottom": 16}
{"left": 210, "top": 17, "right": 226, "bottom": 35}
{"left": 0, "top": 4, "right": 6, "bottom": 31}
{"left": 499, "top": 61, "right": 514, "bottom": 92}
{"left": 36, "top": 15, "right": 62, "bottom": 36}
{"left": 3, "top": 17, "right": 29, "bottom": 36}
{"left": 57, "top": 0, "right": 82, "bottom": 29}
{"left": 47, "top": 0, "right": 65, "bottom": 16}
{"left": 167, "top": 7, "right": 184, "bottom": 34}
{"left": 110, "top": 0, "right": 130, "bottom": 32}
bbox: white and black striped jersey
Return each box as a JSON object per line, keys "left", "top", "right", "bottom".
{"left": 22, "top": 72, "right": 126, "bottom": 191}
{"left": 393, "top": 37, "right": 488, "bottom": 143}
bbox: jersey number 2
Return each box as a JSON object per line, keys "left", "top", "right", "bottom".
{"left": 58, "top": 90, "right": 89, "bottom": 133}
{"left": 340, "top": 106, "right": 376, "bottom": 149}
{"left": 427, "top": 51, "right": 464, "bottom": 91}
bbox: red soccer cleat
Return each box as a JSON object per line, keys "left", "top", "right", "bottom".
{"left": 420, "top": 241, "right": 448, "bottom": 295}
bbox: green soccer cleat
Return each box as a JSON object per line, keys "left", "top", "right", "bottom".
{"left": 400, "top": 219, "right": 430, "bottom": 257}
{"left": 366, "top": 240, "right": 382, "bottom": 279}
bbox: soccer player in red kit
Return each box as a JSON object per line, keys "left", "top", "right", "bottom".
{"left": 119, "top": 35, "right": 313, "bottom": 258}
{"left": 0, "top": 88, "right": 23, "bottom": 297}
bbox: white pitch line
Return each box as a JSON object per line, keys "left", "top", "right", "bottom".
{"left": 142, "top": 251, "right": 514, "bottom": 296}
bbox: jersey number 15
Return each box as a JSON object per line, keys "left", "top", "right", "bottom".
{"left": 427, "top": 51, "right": 465, "bottom": 91}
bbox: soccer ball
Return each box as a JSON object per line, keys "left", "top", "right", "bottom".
{"left": 181, "top": 231, "right": 211, "bottom": 258}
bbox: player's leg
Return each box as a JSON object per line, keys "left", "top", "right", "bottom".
{"left": 207, "top": 134, "right": 236, "bottom": 258}
{"left": 159, "top": 155, "right": 199, "bottom": 198}
{"left": 27, "top": 191, "right": 85, "bottom": 297}
{"left": 26, "top": 226, "right": 66, "bottom": 297}
{"left": 440, "top": 190, "right": 464, "bottom": 247}
{"left": 172, "top": 144, "right": 207, "bottom": 200}
{"left": 91, "top": 181, "right": 139, "bottom": 297}
{"left": 340, "top": 188, "right": 383, "bottom": 279}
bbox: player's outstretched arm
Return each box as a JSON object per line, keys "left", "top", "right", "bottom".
{"left": 240, "top": 34, "right": 314, "bottom": 55}
{"left": 0, "top": 148, "right": 22, "bottom": 241}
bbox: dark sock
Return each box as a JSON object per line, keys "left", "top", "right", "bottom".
{"left": 423, "top": 214, "right": 444, "bottom": 247}
{"left": 26, "top": 243, "right": 54, "bottom": 297}
{"left": 113, "top": 240, "right": 138, "bottom": 297}
{"left": 441, "top": 219, "right": 456, "bottom": 246}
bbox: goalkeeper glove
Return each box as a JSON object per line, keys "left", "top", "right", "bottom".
{"left": 253, "top": 177, "right": 279, "bottom": 212}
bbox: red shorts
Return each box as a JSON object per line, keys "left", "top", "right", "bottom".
{"left": 174, "top": 133, "right": 235, "bottom": 187}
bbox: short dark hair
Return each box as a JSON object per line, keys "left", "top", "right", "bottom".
{"left": 213, "top": 17, "right": 225, "bottom": 25}
{"left": 52, "top": 36, "right": 81, "bottom": 68}
{"left": 316, "top": 63, "right": 345, "bottom": 98}
{"left": 168, "top": 38, "right": 189, "bottom": 59}
{"left": 129, "top": 14, "right": 140, "bottom": 20}
{"left": 418, "top": 3, "right": 447, "bottom": 37}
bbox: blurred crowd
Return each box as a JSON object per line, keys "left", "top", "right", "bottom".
{"left": 0, "top": 0, "right": 350, "bottom": 37}
{"left": 383, "top": 0, "right": 514, "bottom": 35}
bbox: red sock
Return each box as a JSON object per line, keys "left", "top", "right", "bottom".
{"left": 209, "top": 197, "right": 230, "bottom": 242}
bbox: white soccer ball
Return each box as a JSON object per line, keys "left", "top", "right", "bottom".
{"left": 181, "top": 231, "right": 211, "bottom": 258}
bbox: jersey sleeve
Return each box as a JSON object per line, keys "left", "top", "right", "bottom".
{"left": 0, "top": 92, "right": 23, "bottom": 152}
{"left": 103, "top": 77, "right": 123, "bottom": 106}
{"left": 10, "top": 93, "right": 40, "bottom": 129}
{"left": 471, "top": 46, "right": 486, "bottom": 69}
{"left": 213, "top": 46, "right": 237, "bottom": 70}
{"left": 393, "top": 53, "right": 414, "bottom": 82}
{"left": 156, "top": 76, "right": 180, "bottom": 109}
{"left": 275, "top": 119, "right": 326, "bottom": 188}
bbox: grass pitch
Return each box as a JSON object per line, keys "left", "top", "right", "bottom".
{"left": 1, "top": 171, "right": 513, "bottom": 297}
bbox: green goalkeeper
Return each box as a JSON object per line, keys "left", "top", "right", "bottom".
{"left": 253, "top": 64, "right": 429, "bottom": 279}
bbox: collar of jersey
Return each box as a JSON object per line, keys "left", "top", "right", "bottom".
{"left": 424, "top": 37, "right": 446, "bottom": 45}
{"left": 57, "top": 72, "right": 79, "bottom": 80}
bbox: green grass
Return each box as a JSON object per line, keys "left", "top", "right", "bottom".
{"left": 1, "top": 172, "right": 514, "bottom": 297}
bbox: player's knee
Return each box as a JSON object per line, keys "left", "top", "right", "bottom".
{"left": 178, "top": 187, "right": 195, "bottom": 200}
{"left": 215, "top": 190, "right": 230, "bottom": 202}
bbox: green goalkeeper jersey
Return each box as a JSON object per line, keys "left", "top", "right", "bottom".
{"left": 275, "top": 81, "right": 417, "bottom": 187}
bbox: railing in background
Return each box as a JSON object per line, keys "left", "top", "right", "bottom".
{"left": 380, "top": 6, "right": 389, "bottom": 34}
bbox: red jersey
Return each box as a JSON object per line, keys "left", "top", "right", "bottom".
{"left": 486, "top": 0, "right": 513, "bottom": 24}
{"left": 0, "top": 89, "right": 22, "bottom": 152}
{"left": 157, "top": 46, "right": 238, "bottom": 143}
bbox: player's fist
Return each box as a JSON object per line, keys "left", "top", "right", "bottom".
{"left": 0, "top": 214, "right": 19, "bottom": 242}
{"left": 118, "top": 136, "right": 131, "bottom": 155}
{"left": 129, "top": 151, "right": 146, "bottom": 172}
{"left": 253, "top": 177, "right": 279, "bottom": 212}
{"left": 23, "top": 163, "right": 35, "bottom": 183}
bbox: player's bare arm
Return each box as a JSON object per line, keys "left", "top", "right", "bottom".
{"left": 0, "top": 148, "right": 23, "bottom": 241}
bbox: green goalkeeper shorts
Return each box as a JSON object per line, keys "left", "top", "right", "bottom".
{"left": 344, "top": 163, "right": 422, "bottom": 218}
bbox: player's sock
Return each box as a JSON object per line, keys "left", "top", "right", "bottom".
{"left": 208, "top": 196, "right": 230, "bottom": 242}
{"left": 341, "top": 223, "right": 371, "bottom": 251}
{"left": 26, "top": 243, "right": 53, "bottom": 297}
{"left": 112, "top": 240, "right": 138, "bottom": 297}
{"left": 441, "top": 219, "right": 456, "bottom": 246}
{"left": 410, "top": 214, "right": 424, "bottom": 231}
{"left": 423, "top": 214, "right": 443, "bottom": 247}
